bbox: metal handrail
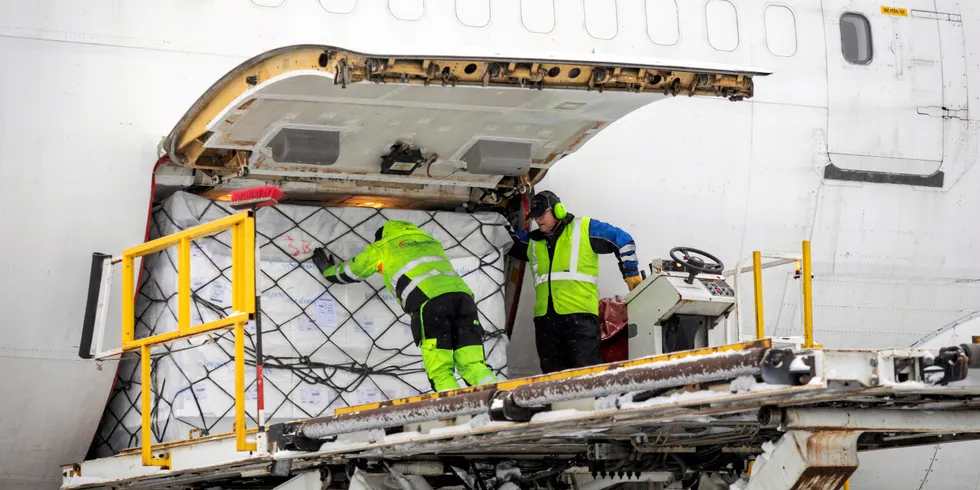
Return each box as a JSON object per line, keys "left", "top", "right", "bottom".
{"left": 83, "top": 211, "right": 257, "bottom": 467}
{"left": 723, "top": 241, "right": 814, "bottom": 348}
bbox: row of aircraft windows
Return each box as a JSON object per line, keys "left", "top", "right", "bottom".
{"left": 252, "top": 0, "right": 872, "bottom": 65}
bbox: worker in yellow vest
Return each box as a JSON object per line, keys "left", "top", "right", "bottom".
{"left": 312, "top": 221, "right": 497, "bottom": 392}
{"left": 508, "top": 191, "right": 642, "bottom": 374}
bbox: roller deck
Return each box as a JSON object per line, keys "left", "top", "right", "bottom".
{"left": 62, "top": 340, "right": 980, "bottom": 490}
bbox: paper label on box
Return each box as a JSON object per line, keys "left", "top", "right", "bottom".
{"left": 314, "top": 297, "right": 337, "bottom": 327}
{"left": 210, "top": 281, "right": 226, "bottom": 303}
{"left": 297, "top": 315, "right": 317, "bottom": 332}
{"left": 301, "top": 387, "right": 323, "bottom": 405}
{"left": 245, "top": 385, "right": 257, "bottom": 401}
{"left": 400, "top": 320, "right": 413, "bottom": 338}
{"left": 190, "top": 247, "right": 205, "bottom": 289}
{"left": 357, "top": 387, "right": 381, "bottom": 404}
{"left": 184, "top": 384, "right": 208, "bottom": 402}
{"left": 360, "top": 317, "right": 375, "bottom": 335}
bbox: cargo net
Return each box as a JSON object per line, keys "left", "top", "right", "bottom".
{"left": 90, "top": 191, "right": 511, "bottom": 458}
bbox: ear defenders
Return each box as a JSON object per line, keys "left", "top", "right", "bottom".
{"left": 542, "top": 191, "right": 567, "bottom": 220}
{"left": 531, "top": 190, "right": 568, "bottom": 220}
{"left": 552, "top": 201, "right": 567, "bottom": 220}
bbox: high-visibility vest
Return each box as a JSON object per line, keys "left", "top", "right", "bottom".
{"left": 325, "top": 220, "right": 472, "bottom": 314}
{"left": 527, "top": 217, "right": 599, "bottom": 317}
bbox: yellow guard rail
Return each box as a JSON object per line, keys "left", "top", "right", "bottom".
{"left": 118, "top": 211, "right": 257, "bottom": 467}
{"left": 727, "top": 240, "right": 815, "bottom": 348}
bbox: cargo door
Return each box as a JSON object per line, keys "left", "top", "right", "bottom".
{"left": 163, "top": 46, "right": 765, "bottom": 207}
{"left": 822, "top": 0, "right": 945, "bottom": 179}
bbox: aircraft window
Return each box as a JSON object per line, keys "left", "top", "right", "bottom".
{"left": 764, "top": 6, "right": 797, "bottom": 57}
{"left": 706, "top": 0, "right": 739, "bottom": 52}
{"left": 389, "top": 0, "right": 424, "bottom": 21}
{"left": 645, "top": 0, "right": 679, "bottom": 46}
{"left": 840, "top": 13, "right": 872, "bottom": 64}
{"left": 521, "top": 0, "right": 556, "bottom": 34}
{"left": 319, "top": 0, "right": 356, "bottom": 14}
{"left": 456, "top": 0, "right": 491, "bottom": 27}
{"left": 584, "top": 0, "right": 619, "bottom": 40}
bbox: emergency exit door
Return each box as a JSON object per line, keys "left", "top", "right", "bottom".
{"left": 822, "top": 0, "right": 944, "bottom": 177}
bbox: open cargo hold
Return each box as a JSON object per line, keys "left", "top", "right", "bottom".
{"left": 91, "top": 191, "right": 512, "bottom": 457}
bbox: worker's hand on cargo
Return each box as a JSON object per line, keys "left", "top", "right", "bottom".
{"left": 625, "top": 275, "right": 642, "bottom": 291}
{"left": 311, "top": 247, "right": 336, "bottom": 275}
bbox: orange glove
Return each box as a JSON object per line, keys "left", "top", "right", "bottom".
{"left": 625, "top": 275, "right": 642, "bottom": 291}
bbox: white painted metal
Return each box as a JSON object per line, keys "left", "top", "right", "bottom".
{"left": 349, "top": 470, "right": 435, "bottom": 490}
{"left": 0, "top": 0, "right": 978, "bottom": 488}
{"left": 823, "top": 0, "right": 948, "bottom": 174}
{"left": 744, "top": 430, "right": 860, "bottom": 490}
{"left": 782, "top": 408, "right": 980, "bottom": 432}
{"left": 215, "top": 76, "right": 668, "bottom": 188}
{"left": 62, "top": 432, "right": 270, "bottom": 489}
{"left": 92, "top": 258, "right": 113, "bottom": 359}
{"left": 626, "top": 267, "right": 735, "bottom": 357}
{"left": 272, "top": 471, "right": 323, "bottom": 490}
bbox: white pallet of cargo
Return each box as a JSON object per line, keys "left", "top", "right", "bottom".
{"left": 91, "top": 191, "right": 511, "bottom": 457}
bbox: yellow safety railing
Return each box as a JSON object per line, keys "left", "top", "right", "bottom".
{"left": 117, "top": 211, "right": 257, "bottom": 467}
{"left": 801, "top": 240, "right": 814, "bottom": 348}
{"left": 728, "top": 240, "right": 815, "bottom": 348}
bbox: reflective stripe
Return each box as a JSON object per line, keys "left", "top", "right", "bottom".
{"left": 619, "top": 244, "right": 636, "bottom": 255}
{"left": 531, "top": 218, "right": 599, "bottom": 287}
{"left": 535, "top": 272, "right": 599, "bottom": 286}
{"left": 392, "top": 256, "right": 443, "bottom": 288}
{"left": 334, "top": 264, "right": 348, "bottom": 283}
{"left": 529, "top": 241, "right": 538, "bottom": 275}
{"left": 568, "top": 218, "right": 582, "bottom": 274}
{"left": 399, "top": 269, "right": 452, "bottom": 305}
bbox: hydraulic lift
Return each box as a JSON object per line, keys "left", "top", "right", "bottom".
{"left": 67, "top": 236, "right": 980, "bottom": 490}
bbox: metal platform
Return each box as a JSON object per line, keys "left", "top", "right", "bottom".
{"left": 62, "top": 340, "right": 980, "bottom": 490}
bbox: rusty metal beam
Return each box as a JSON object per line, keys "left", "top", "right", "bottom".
{"left": 745, "top": 430, "right": 860, "bottom": 490}
{"left": 298, "top": 390, "right": 496, "bottom": 440}
{"left": 508, "top": 347, "right": 769, "bottom": 407}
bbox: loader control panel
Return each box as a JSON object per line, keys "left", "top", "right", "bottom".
{"left": 626, "top": 246, "right": 736, "bottom": 358}
{"left": 699, "top": 278, "right": 734, "bottom": 297}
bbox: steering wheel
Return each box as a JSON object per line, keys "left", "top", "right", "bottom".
{"left": 670, "top": 247, "right": 724, "bottom": 283}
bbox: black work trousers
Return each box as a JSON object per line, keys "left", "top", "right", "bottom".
{"left": 533, "top": 312, "right": 603, "bottom": 374}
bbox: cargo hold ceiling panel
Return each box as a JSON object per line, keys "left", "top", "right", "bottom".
{"left": 163, "top": 46, "right": 763, "bottom": 194}
{"left": 204, "top": 74, "right": 660, "bottom": 188}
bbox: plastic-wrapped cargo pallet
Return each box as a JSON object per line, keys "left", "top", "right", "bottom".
{"left": 90, "top": 191, "right": 511, "bottom": 456}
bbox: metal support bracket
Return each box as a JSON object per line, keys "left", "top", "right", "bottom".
{"left": 745, "top": 430, "right": 859, "bottom": 490}
{"left": 271, "top": 470, "right": 324, "bottom": 490}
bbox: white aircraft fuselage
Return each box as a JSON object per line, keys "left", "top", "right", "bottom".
{"left": 1, "top": 1, "right": 979, "bottom": 488}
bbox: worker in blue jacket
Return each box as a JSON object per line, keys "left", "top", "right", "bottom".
{"left": 508, "top": 190, "right": 642, "bottom": 373}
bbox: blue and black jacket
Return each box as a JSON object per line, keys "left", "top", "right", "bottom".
{"left": 507, "top": 213, "right": 640, "bottom": 280}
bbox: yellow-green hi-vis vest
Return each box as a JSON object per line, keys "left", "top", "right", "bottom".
{"left": 527, "top": 217, "right": 600, "bottom": 317}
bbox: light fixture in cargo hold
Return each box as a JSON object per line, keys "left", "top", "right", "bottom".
{"left": 461, "top": 140, "right": 532, "bottom": 176}
{"left": 266, "top": 127, "right": 341, "bottom": 166}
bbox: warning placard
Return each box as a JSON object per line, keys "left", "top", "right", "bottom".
{"left": 881, "top": 6, "right": 908, "bottom": 16}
